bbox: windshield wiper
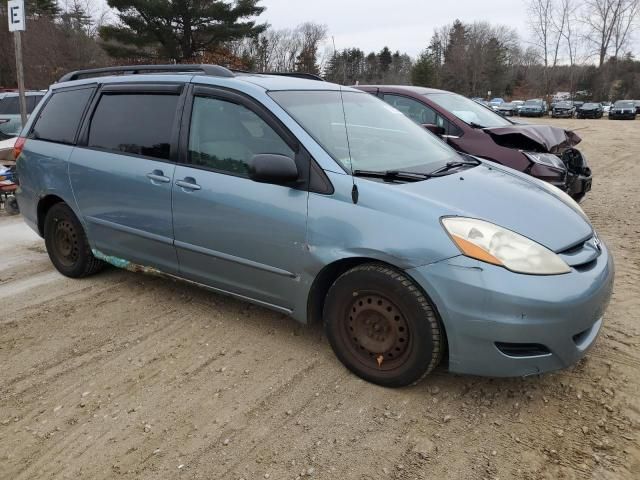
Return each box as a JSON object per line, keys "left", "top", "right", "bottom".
{"left": 469, "top": 122, "right": 486, "bottom": 129}
{"left": 428, "top": 158, "right": 481, "bottom": 176}
{"left": 352, "top": 169, "right": 432, "bottom": 182}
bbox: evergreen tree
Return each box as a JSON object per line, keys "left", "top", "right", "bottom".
{"left": 442, "top": 20, "right": 468, "bottom": 94}
{"left": 100, "top": 0, "right": 267, "bottom": 61}
{"left": 378, "top": 46, "right": 392, "bottom": 72}
{"left": 27, "top": 0, "right": 61, "bottom": 17}
{"left": 411, "top": 50, "right": 435, "bottom": 87}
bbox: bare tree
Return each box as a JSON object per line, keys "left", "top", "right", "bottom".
{"left": 528, "top": 0, "right": 564, "bottom": 68}
{"left": 556, "top": 0, "right": 581, "bottom": 94}
{"left": 583, "top": 0, "right": 640, "bottom": 66}
{"left": 527, "top": 0, "right": 566, "bottom": 95}
{"left": 612, "top": 0, "right": 639, "bottom": 57}
{"left": 232, "top": 22, "right": 328, "bottom": 73}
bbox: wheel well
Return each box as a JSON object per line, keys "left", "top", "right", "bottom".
{"left": 307, "top": 258, "right": 378, "bottom": 325}
{"left": 37, "top": 195, "right": 65, "bottom": 236}
{"left": 306, "top": 257, "right": 450, "bottom": 363}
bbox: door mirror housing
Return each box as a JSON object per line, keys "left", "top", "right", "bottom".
{"left": 422, "top": 124, "right": 446, "bottom": 137}
{"left": 249, "top": 154, "right": 299, "bottom": 185}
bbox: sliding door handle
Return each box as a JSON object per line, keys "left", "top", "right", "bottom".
{"left": 176, "top": 178, "right": 201, "bottom": 191}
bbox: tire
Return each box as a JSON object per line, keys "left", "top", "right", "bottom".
{"left": 44, "top": 202, "right": 105, "bottom": 278}
{"left": 323, "top": 263, "right": 444, "bottom": 387}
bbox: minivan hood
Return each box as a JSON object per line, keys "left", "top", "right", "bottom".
{"left": 483, "top": 124, "right": 581, "bottom": 154}
{"left": 399, "top": 163, "right": 592, "bottom": 252}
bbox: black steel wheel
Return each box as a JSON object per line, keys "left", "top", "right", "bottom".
{"left": 324, "top": 263, "right": 444, "bottom": 387}
{"left": 44, "top": 203, "right": 104, "bottom": 278}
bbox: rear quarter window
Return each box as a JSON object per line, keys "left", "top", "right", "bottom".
{"left": 31, "top": 88, "right": 94, "bottom": 144}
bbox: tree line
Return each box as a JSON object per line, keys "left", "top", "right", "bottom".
{"left": 0, "top": 0, "right": 638, "bottom": 100}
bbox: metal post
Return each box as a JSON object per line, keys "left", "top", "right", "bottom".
{"left": 13, "top": 30, "right": 27, "bottom": 126}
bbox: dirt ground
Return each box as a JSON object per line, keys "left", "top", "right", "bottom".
{"left": 1, "top": 117, "right": 639, "bottom": 480}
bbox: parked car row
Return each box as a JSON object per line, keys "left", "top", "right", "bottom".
{"left": 13, "top": 65, "right": 613, "bottom": 387}
{"left": 479, "top": 95, "right": 639, "bottom": 120}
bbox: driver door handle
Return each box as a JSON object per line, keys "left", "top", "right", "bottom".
{"left": 176, "top": 177, "right": 201, "bottom": 191}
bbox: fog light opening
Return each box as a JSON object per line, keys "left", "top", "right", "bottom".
{"left": 495, "top": 342, "right": 551, "bottom": 358}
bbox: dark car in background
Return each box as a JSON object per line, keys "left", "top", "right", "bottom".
{"left": 496, "top": 102, "right": 518, "bottom": 117}
{"left": 520, "top": 99, "right": 548, "bottom": 117}
{"left": 552, "top": 101, "right": 576, "bottom": 118}
{"left": 609, "top": 100, "right": 637, "bottom": 120}
{"left": 576, "top": 103, "right": 604, "bottom": 119}
{"left": 355, "top": 85, "right": 592, "bottom": 201}
{"left": 634, "top": 100, "right": 640, "bottom": 114}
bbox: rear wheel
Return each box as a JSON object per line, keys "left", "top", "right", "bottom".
{"left": 323, "top": 263, "right": 444, "bottom": 387}
{"left": 44, "top": 203, "right": 105, "bottom": 278}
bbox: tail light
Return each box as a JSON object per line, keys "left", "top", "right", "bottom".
{"left": 13, "top": 136, "right": 26, "bottom": 160}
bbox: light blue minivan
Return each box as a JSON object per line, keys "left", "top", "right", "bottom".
{"left": 15, "top": 65, "right": 614, "bottom": 387}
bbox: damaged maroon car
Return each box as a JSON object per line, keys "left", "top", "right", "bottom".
{"left": 355, "top": 86, "right": 592, "bottom": 201}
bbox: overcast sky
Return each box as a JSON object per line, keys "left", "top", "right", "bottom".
{"left": 259, "top": 0, "right": 530, "bottom": 57}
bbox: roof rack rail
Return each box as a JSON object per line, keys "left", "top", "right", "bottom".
{"left": 58, "top": 64, "right": 235, "bottom": 83}
{"left": 231, "top": 69, "right": 324, "bottom": 81}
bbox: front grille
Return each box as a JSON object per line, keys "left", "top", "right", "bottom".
{"left": 558, "top": 235, "right": 601, "bottom": 268}
{"left": 495, "top": 342, "right": 551, "bottom": 357}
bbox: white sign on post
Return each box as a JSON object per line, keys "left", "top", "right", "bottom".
{"left": 8, "top": 0, "right": 26, "bottom": 32}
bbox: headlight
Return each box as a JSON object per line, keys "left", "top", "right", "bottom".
{"left": 523, "top": 151, "right": 566, "bottom": 171}
{"left": 441, "top": 217, "right": 571, "bottom": 275}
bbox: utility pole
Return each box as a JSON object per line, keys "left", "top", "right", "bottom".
{"left": 8, "top": 0, "right": 27, "bottom": 126}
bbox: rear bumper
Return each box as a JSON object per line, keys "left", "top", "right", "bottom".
{"left": 407, "top": 244, "right": 614, "bottom": 377}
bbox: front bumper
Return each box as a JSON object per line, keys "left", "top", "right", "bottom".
{"left": 552, "top": 110, "right": 573, "bottom": 118}
{"left": 407, "top": 243, "right": 614, "bottom": 377}
{"left": 520, "top": 110, "right": 544, "bottom": 117}
{"left": 609, "top": 112, "right": 636, "bottom": 119}
{"left": 577, "top": 111, "right": 601, "bottom": 118}
{"left": 563, "top": 170, "right": 592, "bottom": 201}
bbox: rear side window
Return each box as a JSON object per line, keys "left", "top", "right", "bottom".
{"left": 0, "top": 96, "right": 19, "bottom": 114}
{"left": 31, "top": 88, "right": 94, "bottom": 144}
{"left": 0, "top": 95, "right": 43, "bottom": 114}
{"left": 88, "top": 93, "right": 179, "bottom": 161}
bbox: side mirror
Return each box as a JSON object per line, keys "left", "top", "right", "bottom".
{"left": 422, "top": 124, "right": 446, "bottom": 136}
{"left": 249, "top": 154, "right": 299, "bottom": 185}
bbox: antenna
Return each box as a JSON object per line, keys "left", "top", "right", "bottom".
{"left": 338, "top": 86, "right": 358, "bottom": 204}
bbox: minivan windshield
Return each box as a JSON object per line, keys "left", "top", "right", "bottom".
{"left": 270, "top": 90, "right": 460, "bottom": 173}
{"left": 425, "top": 92, "right": 512, "bottom": 128}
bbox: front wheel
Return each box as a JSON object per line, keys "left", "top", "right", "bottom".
{"left": 323, "top": 263, "right": 444, "bottom": 387}
{"left": 44, "top": 203, "right": 105, "bottom": 278}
